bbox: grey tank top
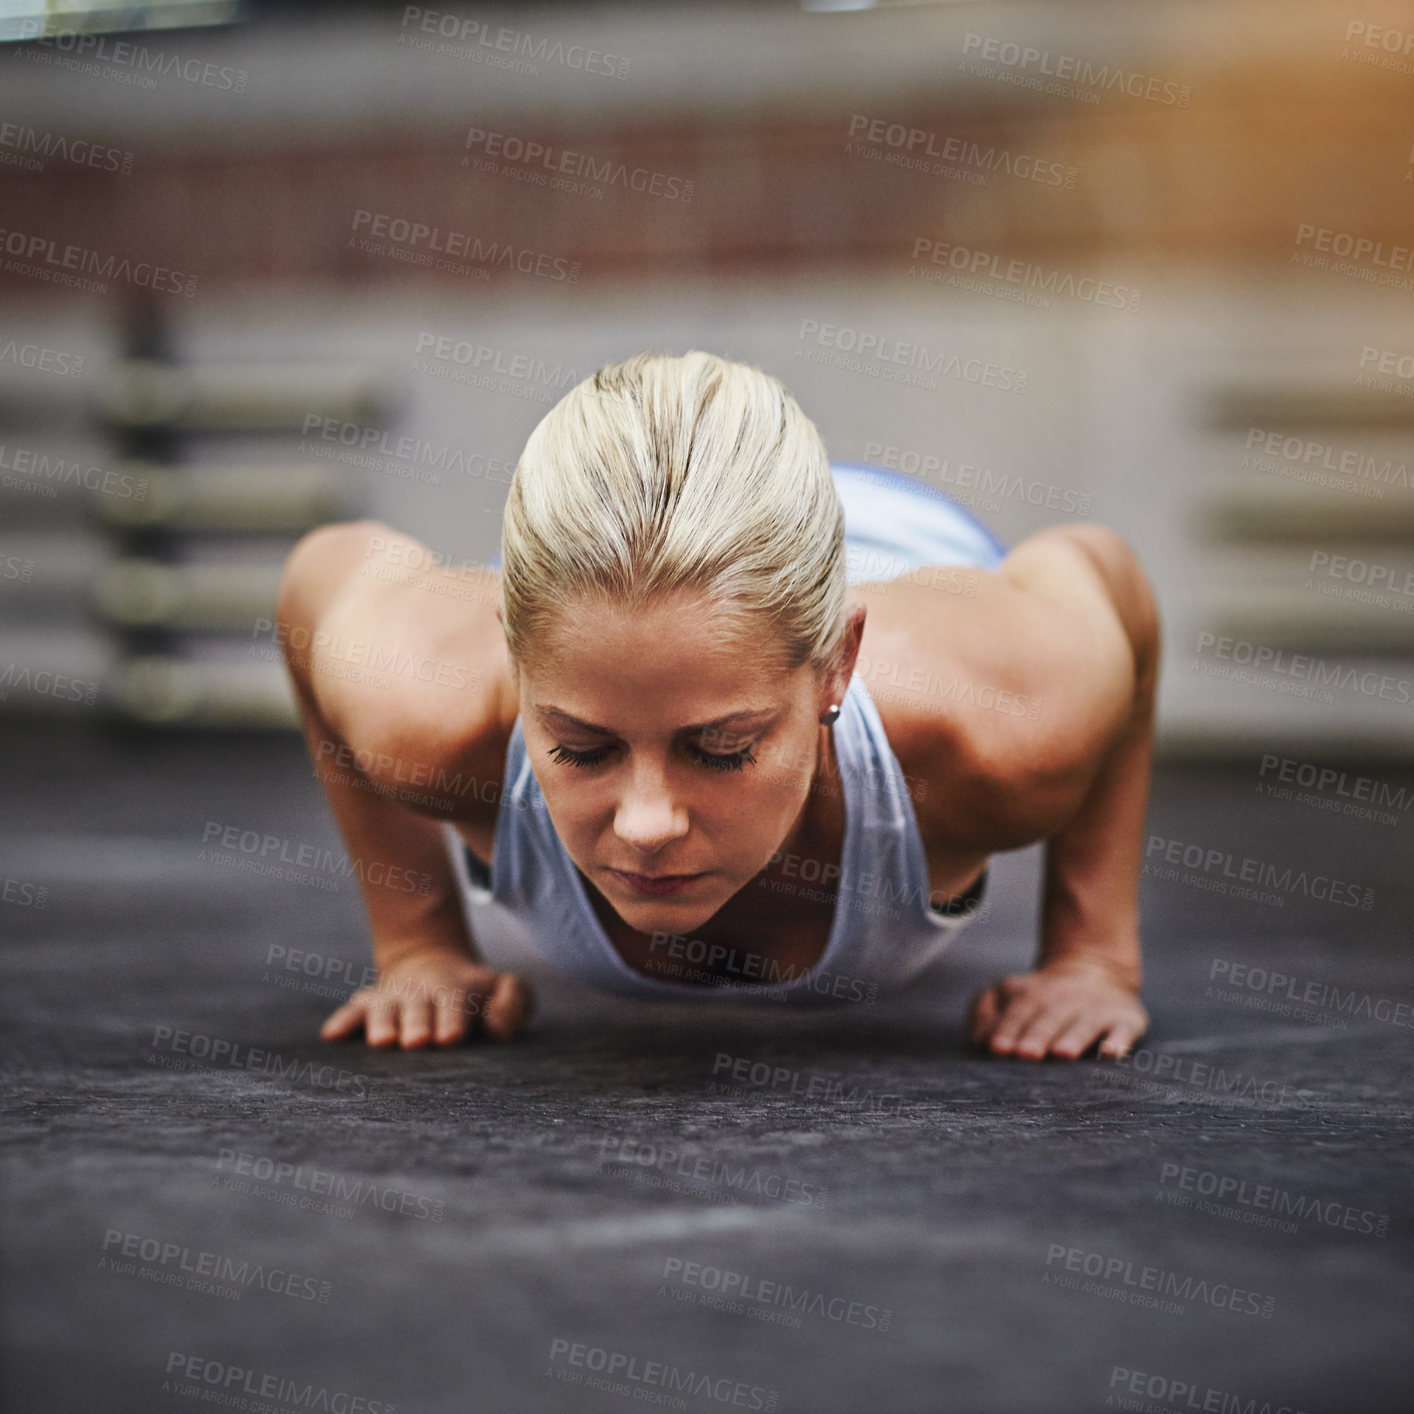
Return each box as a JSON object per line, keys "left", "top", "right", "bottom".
{"left": 447, "top": 671, "right": 990, "bottom": 1004}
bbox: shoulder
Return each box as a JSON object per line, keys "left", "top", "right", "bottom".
{"left": 860, "top": 524, "right": 1149, "bottom": 846}
{"left": 277, "top": 520, "right": 517, "bottom": 814}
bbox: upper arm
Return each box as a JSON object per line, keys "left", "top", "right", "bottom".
{"left": 995, "top": 524, "right": 1152, "bottom": 712}
{"left": 910, "top": 527, "right": 1151, "bottom": 839}
{"left": 276, "top": 519, "right": 384, "bottom": 647}
{"left": 275, "top": 521, "right": 512, "bottom": 803}
{"left": 998, "top": 524, "right": 1159, "bottom": 696}
{"left": 274, "top": 519, "right": 385, "bottom": 725}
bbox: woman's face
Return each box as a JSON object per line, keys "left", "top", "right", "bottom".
{"left": 513, "top": 591, "right": 861, "bottom": 937}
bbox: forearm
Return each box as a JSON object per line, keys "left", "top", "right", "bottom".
{"left": 1037, "top": 690, "right": 1153, "bottom": 990}
{"left": 288, "top": 662, "right": 481, "bottom": 973}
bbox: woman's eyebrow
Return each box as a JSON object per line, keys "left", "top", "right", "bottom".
{"left": 537, "top": 706, "right": 777, "bottom": 735}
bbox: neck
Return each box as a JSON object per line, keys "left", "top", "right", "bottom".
{"left": 770, "top": 720, "right": 842, "bottom": 871}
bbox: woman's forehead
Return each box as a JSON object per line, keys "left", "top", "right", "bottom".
{"left": 532, "top": 699, "right": 783, "bottom": 737}
{"left": 533, "top": 591, "right": 787, "bottom": 664}
{"left": 522, "top": 622, "right": 808, "bottom": 730}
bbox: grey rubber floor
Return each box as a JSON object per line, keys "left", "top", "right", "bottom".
{"left": 3, "top": 724, "right": 1411, "bottom": 1414}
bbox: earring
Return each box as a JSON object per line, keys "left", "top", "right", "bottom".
{"left": 819, "top": 703, "right": 841, "bottom": 725}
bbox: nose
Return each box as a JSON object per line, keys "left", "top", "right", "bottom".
{"left": 613, "top": 758, "right": 690, "bottom": 856}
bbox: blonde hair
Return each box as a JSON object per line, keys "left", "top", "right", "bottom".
{"left": 500, "top": 350, "right": 846, "bottom": 676}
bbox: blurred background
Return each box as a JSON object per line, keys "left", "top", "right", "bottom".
{"left": 2, "top": 0, "right": 1412, "bottom": 754}
{"left": 5, "top": 5, "right": 1414, "bottom": 1413}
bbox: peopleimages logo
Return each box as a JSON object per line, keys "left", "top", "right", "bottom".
{"left": 102, "top": 1229, "right": 331, "bottom": 1303}
{"left": 795, "top": 318, "right": 1029, "bottom": 394}
{"left": 659, "top": 1256, "right": 893, "bottom": 1333}
{"left": 410, "top": 331, "right": 579, "bottom": 401}
{"left": 1242, "top": 426, "right": 1412, "bottom": 494}
{"left": 862, "top": 441, "right": 1093, "bottom": 515}
{"left": 1108, "top": 1366, "right": 1309, "bottom": 1414}
{"left": 545, "top": 1339, "right": 777, "bottom": 1410}
{"left": 710, "top": 1053, "right": 901, "bottom": 1111}
{"left": 463, "top": 128, "right": 693, "bottom": 202}
{"left": 0, "top": 120, "right": 134, "bottom": 175}
{"left": 163, "top": 1353, "right": 393, "bottom": 1412}
{"left": 1157, "top": 1161, "right": 1389, "bottom": 1237}
{"left": 2, "top": 877, "right": 49, "bottom": 909}
{"left": 1193, "top": 629, "right": 1414, "bottom": 710}
{"left": 215, "top": 1148, "right": 445, "bottom": 1222}
{"left": 845, "top": 113, "right": 1078, "bottom": 188}
{"left": 1340, "top": 20, "right": 1414, "bottom": 75}
{"left": 909, "top": 237, "right": 1141, "bottom": 310}
{"left": 200, "top": 818, "right": 436, "bottom": 894}
{"left": 1358, "top": 344, "right": 1414, "bottom": 383}
{"left": 149, "top": 1025, "right": 371, "bottom": 1098}
{"left": 398, "top": 7, "right": 629, "bottom": 79}
{"left": 1257, "top": 751, "right": 1411, "bottom": 825}
{"left": 1143, "top": 833, "right": 1375, "bottom": 910}
{"left": 1098, "top": 1045, "right": 1319, "bottom": 1112}
{"left": 0, "top": 443, "right": 148, "bottom": 500}
{"left": 12, "top": 21, "right": 250, "bottom": 92}
{"left": 0, "top": 662, "right": 100, "bottom": 707}
{"left": 1207, "top": 957, "right": 1412, "bottom": 1032}
{"left": 0, "top": 226, "right": 197, "bottom": 296}
{"left": 299, "top": 414, "right": 515, "bottom": 487}
{"left": 1043, "top": 1243, "right": 1276, "bottom": 1318}
{"left": 0, "top": 339, "right": 85, "bottom": 378}
{"left": 958, "top": 33, "right": 1191, "bottom": 106}
{"left": 347, "top": 209, "right": 581, "bottom": 282}
{"left": 597, "top": 1135, "right": 828, "bottom": 1208}
{"left": 647, "top": 931, "right": 879, "bottom": 1001}
{"left": 1294, "top": 223, "right": 1412, "bottom": 269}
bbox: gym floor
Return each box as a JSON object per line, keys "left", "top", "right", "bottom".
{"left": 2, "top": 722, "right": 1410, "bottom": 1414}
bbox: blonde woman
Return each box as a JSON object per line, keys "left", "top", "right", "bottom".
{"left": 275, "top": 351, "right": 1155, "bottom": 1061}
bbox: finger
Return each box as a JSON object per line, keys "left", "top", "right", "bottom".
{"left": 483, "top": 974, "right": 533, "bottom": 1041}
{"left": 363, "top": 996, "right": 400, "bottom": 1049}
{"left": 1098, "top": 1019, "right": 1146, "bottom": 1059}
{"left": 320, "top": 999, "right": 367, "bottom": 1041}
{"left": 986, "top": 996, "right": 1047, "bottom": 1055}
{"left": 1049, "top": 1013, "right": 1108, "bottom": 1060}
{"left": 481, "top": 975, "right": 526, "bottom": 1041}
{"left": 432, "top": 984, "right": 477, "bottom": 1046}
{"left": 398, "top": 996, "right": 435, "bottom": 1050}
{"left": 966, "top": 987, "right": 1002, "bottom": 1047}
{"left": 1012, "top": 1006, "right": 1084, "bottom": 1061}
{"left": 965, "top": 988, "right": 991, "bottom": 1043}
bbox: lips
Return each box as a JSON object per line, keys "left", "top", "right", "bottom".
{"left": 608, "top": 868, "right": 704, "bottom": 896}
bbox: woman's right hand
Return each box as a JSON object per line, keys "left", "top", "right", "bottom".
{"left": 320, "top": 947, "right": 534, "bottom": 1048}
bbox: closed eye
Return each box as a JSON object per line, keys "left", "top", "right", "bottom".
{"left": 547, "top": 742, "right": 757, "bottom": 772}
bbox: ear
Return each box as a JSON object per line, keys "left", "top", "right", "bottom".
{"left": 823, "top": 603, "right": 866, "bottom": 707}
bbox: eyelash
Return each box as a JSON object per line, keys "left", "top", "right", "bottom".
{"left": 548, "top": 742, "right": 757, "bottom": 773}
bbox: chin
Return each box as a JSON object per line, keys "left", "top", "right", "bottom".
{"left": 611, "top": 890, "right": 725, "bottom": 936}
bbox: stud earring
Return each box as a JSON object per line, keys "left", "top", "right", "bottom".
{"left": 819, "top": 703, "right": 841, "bottom": 725}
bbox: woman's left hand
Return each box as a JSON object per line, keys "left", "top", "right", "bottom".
{"left": 966, "top": 958, "right": 1149, "bottom": 1061}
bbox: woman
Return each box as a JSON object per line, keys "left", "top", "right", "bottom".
{"left": 276, "top": 351, "right": 1155, "bottom": 1060}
